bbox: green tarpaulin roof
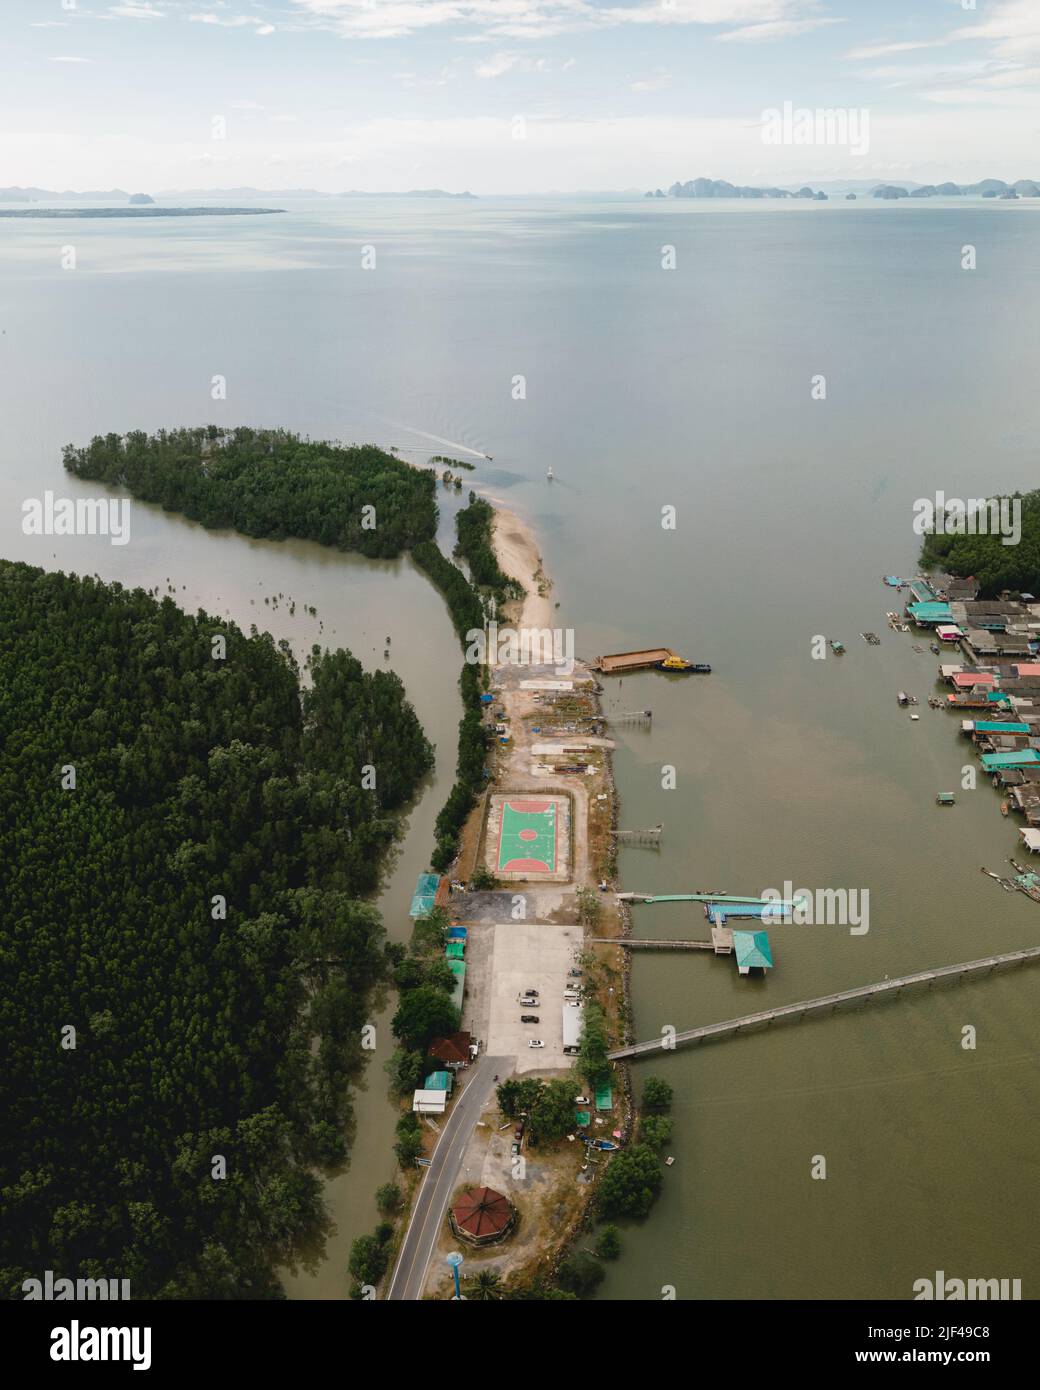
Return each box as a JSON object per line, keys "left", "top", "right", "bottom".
{"left": 595, "top": 1085, "right": 613, "bottom": 1111}
{"left": 424, "top": 1070, "right": 454, "bottom": 1091}
{"left": 445, "top": 941, "right": 465, "bottom": 959}
{"left": 447, "top": 959, "right": 465, "bottom": 1011}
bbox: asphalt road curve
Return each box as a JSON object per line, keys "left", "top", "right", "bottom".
{"left": 386, "top": 1057, "right": 511, "bottom": 1301}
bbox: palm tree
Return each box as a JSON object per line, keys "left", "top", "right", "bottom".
{"left": 467, "top": 1269, "right": 503, "bottom": 1302}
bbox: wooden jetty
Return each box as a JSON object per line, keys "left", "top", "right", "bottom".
{"left": 588, "top": 935, "right": 715, "bottom": 952}
{"left": 609, "top": 823, "right": 663, "bottom": 846}
{"left": 609, "top": 708, "right": 653, "bottom": 725}
{"left": 608, "top": 944, "right": 1040, "bottom": 1059}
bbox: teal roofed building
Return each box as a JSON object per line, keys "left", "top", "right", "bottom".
{"left": 731, "top": 929, "right": 774, "bottom": 976}
{"left": 908, "top": 601, "right": 953, "bottom": 625}
{"left": 909, "top": 578, "right": 937, "bottom": 604}
{"left": 980, "top": 750, "right": 1040, "bottom": 771}
{"left": 424, "top": 1070, "right": 454, "bottom": 1093}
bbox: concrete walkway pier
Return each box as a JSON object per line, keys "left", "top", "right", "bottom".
{"left": 609, "top": 944, "right": 1040, "bottom": 1059}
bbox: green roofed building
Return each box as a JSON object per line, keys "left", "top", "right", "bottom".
{"left": 409, "top": 872, "right": 439, "bottom": 918}
{"left": 595, "top": 1084, "right": 613, "bottom": 1111}
{"left": 732, "top": 929, "right": 774, "bottom": 975}
{"left": 445, "top": 941, "right": 465, "bottom": 960}
{"left": 424, "top": 1070, "right": 454, "bottom": 1093}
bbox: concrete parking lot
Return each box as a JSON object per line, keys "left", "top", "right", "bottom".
{"left": 484, "top": 922, "right": 582, "bottom": 1072}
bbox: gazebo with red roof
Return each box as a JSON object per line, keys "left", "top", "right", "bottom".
{"left": 450, "top": 1186, "right": 515, "bottom": 1246}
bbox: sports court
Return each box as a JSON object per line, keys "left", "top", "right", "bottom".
{"left": 498, "top": 798, "right": 558, "bottom": 873}
{"left": 484, "top": 792, "right": 571, "bottom": 883}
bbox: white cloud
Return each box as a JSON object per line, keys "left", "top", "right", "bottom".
{"left": 290, "top": 0, "right": 839, "bottom": 44}
{"left": 190, "top": 13, "right": 275, "bottom": 35}
{"left": 109, "top": 4, "right": 165, "bottom": 18}
{"left": 476, "top": 51, "right": 522, "bottom": 78}
{"left": 954, "top": 0, "right": 1040, "bottom": 59}
{"left": 475, "top": 50, "right": 552, "bottom": 77}
{"left": 630, "top": 71, "right": 672, "bottom": 92}
{"left": 717, "top": 16, "right": 843, "bottom": 43}
{"left": 844, "top": 38, "right": 943, "bottom": 61}
{"left": 48, "top": 56, "right": 93, "bottom": 63}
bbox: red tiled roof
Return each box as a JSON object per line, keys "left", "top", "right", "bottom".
{"left": 452, "top": 1187, "right": 512, "bottom": 1239}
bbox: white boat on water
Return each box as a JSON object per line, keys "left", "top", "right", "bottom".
{"left": 546, "top": 465, "right": 554, "bottom": 480}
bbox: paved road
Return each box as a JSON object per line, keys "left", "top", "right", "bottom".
{"left": 386, "top": 1057, "right": 510, "bottom": 1301}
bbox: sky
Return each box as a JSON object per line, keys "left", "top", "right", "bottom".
{"left": 2, "top": 0, "right": 1039, "bottom": 193}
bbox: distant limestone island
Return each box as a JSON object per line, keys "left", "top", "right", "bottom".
{"left": 650, "top": 178, "right": 830, "bottom": 200}
{"left": 648, "top": 176, "right": 1040, "bottom": 202}
{"left": 871, "top": 178, "right": 1038, "bottom": 200}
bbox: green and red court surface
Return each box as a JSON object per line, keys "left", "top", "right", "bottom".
{"left": 496, "top": 798, "right": 558, "bottom": 874}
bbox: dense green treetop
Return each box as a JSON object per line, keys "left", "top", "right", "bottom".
{"left": 0, "top": 561, "right": 432, "bottom": 1298}
{"left": 62, "top": 426, "right": 438, "bottom": 560}
{"left": 920, "top": 490, "right": 1040, "bottom": 597}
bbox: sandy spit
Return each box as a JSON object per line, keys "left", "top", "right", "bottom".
{"left": 491, "top": 506, "right": 557, "bottom": 632}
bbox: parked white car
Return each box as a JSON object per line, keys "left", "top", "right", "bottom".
{"left": 528, "top": 1039, "right": 545, "bottom": 1049}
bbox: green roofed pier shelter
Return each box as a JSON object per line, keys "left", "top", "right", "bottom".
{"left": 731, "top": 930, "right": 774, "bottom": 976}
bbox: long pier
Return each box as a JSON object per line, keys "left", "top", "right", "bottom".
{"left": 588, "top": 936, "right": 715, "bottom": 951}
{"left": 616, "top": 891, "right": 806, "bottom": 908}
{"left": 608, "top": 944, "right": 1040, "bottom": 1059}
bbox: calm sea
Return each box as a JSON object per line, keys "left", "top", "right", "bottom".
{"left": 2, "top": 195, "right": 1038, "bottom": 1299}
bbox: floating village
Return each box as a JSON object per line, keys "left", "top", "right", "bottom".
{"left": 879, "top": 572, "right": 1040, "bottom": 903}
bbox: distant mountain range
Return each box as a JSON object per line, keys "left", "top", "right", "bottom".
{"left": 649, "top": 176, "right": 1040, "bottom": 202}
{"left": 0, "top": 185, "right": 475, "bottom": 203}
{"left": 0, "top": 186, "right": 151, "bottom": 202}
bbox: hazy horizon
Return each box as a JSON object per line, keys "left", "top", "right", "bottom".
{"left": 4, "top": 0, "right": 1039, "bottom": 194}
